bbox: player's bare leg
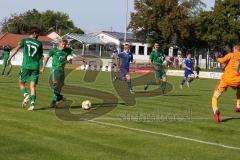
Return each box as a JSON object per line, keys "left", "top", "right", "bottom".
{"left": 212, "top": 91, "right": 222, "bottom": 122}
{"left": 19, "top": 81, "right": 30, "bottom": 108}
{"left": 235, "top": 88, "right": 240, "bottom": 112}
{"left": 28, "top": 82, "right": 37, "bottom": 111}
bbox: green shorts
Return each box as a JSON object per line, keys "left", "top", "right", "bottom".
{"left": 19, "top": 69, "right": 40, "bottom": 84}
{"left": 153, "top": 65, "right": 167, "bottom": 79}
{"left": 51, "top": 70, "right": 65, "bottom": 85}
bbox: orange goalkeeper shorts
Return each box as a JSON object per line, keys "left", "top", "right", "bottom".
{"left": 216, "top": 79, "right": 240, "bottom": 93}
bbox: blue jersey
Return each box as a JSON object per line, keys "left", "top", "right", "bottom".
{"left": 184, "top": 58, "right": 194, "bottom": 77}
{"left": 118, "top": 51, "right": 133, "bottom": 69}
{"left": 184, "top": 58, "right": 193, "bottom": 71}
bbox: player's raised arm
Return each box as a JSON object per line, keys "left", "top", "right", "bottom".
{"left": 217, "top": 53, "right": 232, "bottom": 64}
{"left": 7, "top": 45, "right": 22, "bottom": 65}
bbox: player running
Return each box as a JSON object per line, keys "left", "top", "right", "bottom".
{"left": 40, "top": 39, "right": 75, "bottom": 108}
{"left": 143, "top": 42, "right": 169, "bottom": 95}
{"left": 7, "top": 27, "right": 43, "bottom": 111}
{"left": 180, "top": 54, "right": 195, "bottom": 89}
{"left": 2, "top": 45, "right": 12, "bottom": 76}
{"left": 212, "top": 44, "right": 240, "bottom": 122}
{"left": 113, "top": 44, "right": 135, "bottom": 94}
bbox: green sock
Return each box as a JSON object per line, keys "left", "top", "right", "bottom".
{"left": 20, "top": 88, "right": 28, "bottom": 97}
{"left": 31, "top": 95, "right": 36, "bottom": 105}
{"left": 51, "top": 94, "right": 58, "bottom": 103}
{"left": 161, "top": 81, "right": 166, "bottom": 92}
{"left": 2, "top": 66, "right": 6, "bottom": 75}
{"left": 7, "top": 64, "right": 12, "bottom": 75}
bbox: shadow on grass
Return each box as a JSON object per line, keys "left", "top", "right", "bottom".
{"left": 166, "top": 94, "right": 201, "bottom": 97}
{"left": 221, "top": 117, "right": 240, "bottom": 122}
{"left": 35, "top": 102, "right": 127, "bottom": 111}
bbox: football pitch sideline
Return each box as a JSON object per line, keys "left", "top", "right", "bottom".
{"left": 0, "top": 66, "right": 240, "bottom": 160}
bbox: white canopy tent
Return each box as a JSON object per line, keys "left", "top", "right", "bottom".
{"left": 61, "top": 33, "right": 109, "bottom": 57}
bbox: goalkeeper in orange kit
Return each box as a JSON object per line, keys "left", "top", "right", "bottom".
{"left": 212, "top": 44, "right": 240, "bottom": 122}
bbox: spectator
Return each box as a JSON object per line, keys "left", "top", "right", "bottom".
{"left": 195, "top": 65, "right": 201, "bottom": 79}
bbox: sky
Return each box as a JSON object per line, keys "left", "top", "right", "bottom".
{"left": 0, "top": 0, "right": 215, "bottom": 33}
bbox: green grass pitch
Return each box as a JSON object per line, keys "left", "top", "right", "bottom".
{"left": 0, "top": 66, "right": 240, "bottom": 160}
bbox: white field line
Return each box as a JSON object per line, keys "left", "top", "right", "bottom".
{"left": 89, "top": 120, "right": 240, "bottom": 151}
{"left": 92, "top": 117, "right": 237, "bottom": 120}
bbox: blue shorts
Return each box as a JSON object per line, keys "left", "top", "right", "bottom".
{"left": 120, "top": 67, "right": 129, "bottom": 76}
{"left": 184, "top": 70, "right": 194, "bottom": 77}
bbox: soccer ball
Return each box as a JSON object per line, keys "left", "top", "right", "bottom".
{"left": 82, "top": 100, "right": 92, "bottom": 110}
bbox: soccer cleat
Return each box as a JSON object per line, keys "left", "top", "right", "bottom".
{"left": 50, "top": 102, "right": 58, "bottom": 109}
{"left": 213, "top": 110, "right": 220, "bottom": 123}
{"left": 28, "top": 104, "right": 34, "bottom": 111}
{"left": 113, "top": 76, "right": 117, "bottom": 82}
{"left": 22, "top": 94, "right": 30, "bottom": 108}
{"left": 57, "top": 95, "right": 66, "bottom": 102}
{"left": 162, "top": 91, "right": 166, "bottom": 96}
{"left": 130, "top": 89, "right": 135, "bottom": 94}
{"left": 144, "top": 85, "right": 148, "bottom": 91}
{"left": 187, "top": 82, "right": 190, "bottom": 87}
{"left": 235, "top": 107, "right": 240, "bottom": 112}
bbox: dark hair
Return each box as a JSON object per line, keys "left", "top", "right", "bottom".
{"left": 154, "top": 42, "right": 160, "bottom": 45}
{"left": 61, "top": 38, "right": 68, "bottom": 44}
{"left": 30, "top": 27, "right": 41, "bottom": 34}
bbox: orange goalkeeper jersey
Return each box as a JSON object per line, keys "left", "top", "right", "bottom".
{"left": 217, "top": 52, "right": 240, "bottom": 86}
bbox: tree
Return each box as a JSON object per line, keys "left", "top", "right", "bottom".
{"left": 128, "top": 0, "right": 206, "bottom": 51}
{"left": 0, "top": 9, "right": 84, "bottom": 35}
{"left": 180, "top": 0, "right": 206, "bottom": 17}
{"left": 196, "top": 0, "right": 240, "bottom": 51}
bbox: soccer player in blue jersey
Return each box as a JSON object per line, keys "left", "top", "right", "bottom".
{"left": 114, "top": 44, "right": 135, "bottom": 94}
{"left": 180, "top": 54, "right": 195, "bottom": 88}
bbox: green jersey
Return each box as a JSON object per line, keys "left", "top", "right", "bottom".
{"left": 48, "top": 47, "right": 73, "bottom": 70}
{"left": 19, "top": 37, "right": 43, "bottom": 70}
{"left": 149, "top": 49, "right": 165, "bottom": 66}
{"left": 3, "top": 47, "right": 11, "bottom": 62}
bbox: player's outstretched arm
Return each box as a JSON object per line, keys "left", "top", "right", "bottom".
{"left": 217, "top": 53, "right": 231, "bottom": 64}
{"left": 7, "top": 45, "right": 22, "bottom": 65}
{"left": 40, "top": 55, "right": 50, "bottom": 74}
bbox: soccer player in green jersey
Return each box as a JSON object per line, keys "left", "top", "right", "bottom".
{"left": 8, "top": 27, "right": 43, "bottom": 111}
{"left": 41, "top": 39, "right": 75, "bottom": 108}
{"left": 1, "top": 45, "right": 12, "bottom": 76}
{"left": 144, "top": 42, "right": 169, "bottom": 95}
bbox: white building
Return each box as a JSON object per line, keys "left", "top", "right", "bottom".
{"left": 95, "top": 31, "right": 151, "bottom": 62}
{"left": 63, "top": 31, "right": 151, "bottom": 63}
